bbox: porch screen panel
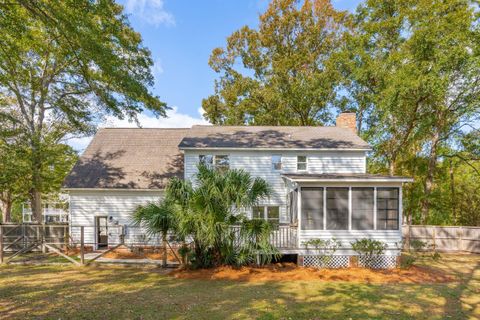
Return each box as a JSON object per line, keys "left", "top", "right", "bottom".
{"left": 326, "top": 188, "right": 349, "bottom": 230}
{"left": 352, "top": 187, "right": 374, "bottom": 230}
{"left": 377, "top": 188, "right": 399, "bottom": 230}
{"left": 301, "top": 187, "right": 323, "bottom": 230}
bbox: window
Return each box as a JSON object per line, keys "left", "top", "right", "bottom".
{"left": 377, "top": 188, "right": 399, "bottom": 230}
{"left": 252, "top": 206, "right": 280, "bottom": 226}
{"left": 297, "top": 155, "right": 307, "bottom": 171}
{"left": 214, "top": 155, "right": 230, "bottom": 171}
{"left": 272, "top": 155, "right": 282, "bottom": 171}
{"left": 301, "top": 187, "right": 324, "bottom": 230}
{"left": 199, "top": 155, "right": 229, "bottom": 171}
{"left": 252, "top": 206, "right": 264, "bottom": 219}
{"left": 352, "top": 187, "right": 374, "bottom": 230}
{"left": 199, "top": 154, "right": 213, "bottom": 166}
{"left": 326, "top": 188, "right": 349, "bottom": 230}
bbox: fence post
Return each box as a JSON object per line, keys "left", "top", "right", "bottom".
{"left": 0, "top": 225, "right": 3, "bottom": 264}
{"left": 41, "top": 224, "right": 46, "bottom": 253}
{"left": 459, "top": 226, "right": 464, "bottom": 252}
{"left": 80, "top": 226, "right": 85, "bottom": 265}
{"left": 432, "top": 226, "right": 436, "bottom": 252}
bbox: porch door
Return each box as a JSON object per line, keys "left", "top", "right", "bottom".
{"left": 96, "top": 216, "right": 108, "bottom": 249}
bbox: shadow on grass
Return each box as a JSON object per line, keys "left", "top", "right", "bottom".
{"left": 0, "top": 254, "right": 479, "bottom": 320}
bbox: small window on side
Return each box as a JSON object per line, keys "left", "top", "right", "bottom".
{"left": 199, "top": 155, "right": 213, "bottom": 166}
{"left": 214, "top": 155, "right": 229, "bottom": 171}
{"left": 272, "top": 155, "right": 282, "bottom": 171}
{"left": 252, "top": 206, "right": 264, "bottom": 219}
{"left": 297, "top": 155, "right": 307, "bottom": 171}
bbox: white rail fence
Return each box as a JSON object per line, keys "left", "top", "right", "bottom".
{"left": 402, "top": 225, "right": 480, "bottom": 253}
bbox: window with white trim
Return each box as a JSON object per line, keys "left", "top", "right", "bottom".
{"left": 297, "top": 155, "right": 307, "bottom": 171}
{"left": 272, "top": 155, "right": 282, "bottom": 171}
{"left": 252, "top": 206, "right": 280, "bottom": 226}
{"left": 376, "top": 188, "right": 399, "bottom": 230}
{"left": 301, "top": 187, "right": 324, "bottom": 230}
{"left": 199, "top": 155, "right": 229, "bottom": 171}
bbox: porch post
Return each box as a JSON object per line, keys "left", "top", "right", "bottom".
{"left": 399, "top": 186, "right": 403, "bottom": 229}
{"left": 348, "top": 187, "right": 352, "bottom": 230}
{"left": 297, "top": 186, "right": 301, "bottom": 248}
{"left": 373, "top": 187, "right": 377, "bottom": 230}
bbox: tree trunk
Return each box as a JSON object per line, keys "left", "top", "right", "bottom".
{"left": 421, "top": 131, "right": 440, "bottom": 224}
{"left": 30, "top": 190, "right": 42, "bottom": 223}
{"left": 162, "top": 232, "right": 167, "bottom": 268}
{"left": 30, "top": 139, "right": 43, "bottom": 222}
{"left": 0, "top": 193, "right": 12, "bottom": 223}
{"left": 449, "top": 159, "right": 456, "bottom": 224}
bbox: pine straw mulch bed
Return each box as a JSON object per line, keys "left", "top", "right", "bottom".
{"left": 171, "top": 262, "right": 456, "bottom": 284}
{"left": 101, "top": 247, "right": 179, "bottom": 262}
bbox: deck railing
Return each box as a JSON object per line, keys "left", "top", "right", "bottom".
{"left": 230, "top": 225, "right": 297, "bottom": 249}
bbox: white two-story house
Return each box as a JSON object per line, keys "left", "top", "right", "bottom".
{"left": 63, "top": 113, "right": 412, "bottom": 266}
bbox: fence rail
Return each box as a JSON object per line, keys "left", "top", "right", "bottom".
{"left": 403, "top": 225, "right": 480, "bottom": 253}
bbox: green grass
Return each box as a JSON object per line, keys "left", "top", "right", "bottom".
{"left": 0, "top": 254, "right": 478, "bottom": 319}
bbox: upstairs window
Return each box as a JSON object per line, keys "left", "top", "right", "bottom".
{"left": 199, "top": 155, "right": 213, "bottom": 167}
{"left": 199, "top": 155, "right": 229, "bottom": 171}
{"left": 214, "top": 155, "right": 230, "bottom": 171}
{"left": 297, "top": 155, "right": 307, "bottom": 171}
{"left": 272, "top": 155, "right": 282, "bottom": 171}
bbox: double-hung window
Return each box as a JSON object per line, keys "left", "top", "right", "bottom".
{"left": 252, "top": 206, "right": 280, "bottom": 227}
{"left": 272, "top": 155, "right": 282, "bottom": 171}
{"left": 297, "top": 156, "right": 307, "bottom": 171}
{"left": 199, "top": 155, "right": 229, "bottom": 171}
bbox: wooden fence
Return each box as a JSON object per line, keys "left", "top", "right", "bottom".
{"left": 403, "top": 225, "right": 480, "bottom": 253}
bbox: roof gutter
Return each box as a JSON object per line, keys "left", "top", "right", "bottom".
{"left": 61, "top": 188, "right": 165, "bottom": 192}
{"left": 179, "top": 147, "right": 372, "bottom": 152}
{"left": 282, "top": 177, "right": 414, "bottom": 183}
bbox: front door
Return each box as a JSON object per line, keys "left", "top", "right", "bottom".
{"left": 96, "top": 216, "right": 108, "bottom": 249}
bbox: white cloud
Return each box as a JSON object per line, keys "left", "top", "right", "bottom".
{"left": 67, "top": 107, "right": 209, "bottom": 152}
{"left": 124, "top": 0, "right": 175, "bottom": 27}
{"left": 152, "top": 58, "right": 164, "bottom": 76}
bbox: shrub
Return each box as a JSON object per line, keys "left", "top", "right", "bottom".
{"left": 400, "top": 254, "right": 416, "bottom": 269}
{"left": 351, "top": 238, "right": 387, "bottom": 268}
{"left": 303, "top": 238, "right": 342, "bottom": 266}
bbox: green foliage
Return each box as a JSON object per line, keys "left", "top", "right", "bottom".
{"left": 303, "top": 238, "right": 342, "bottom": 254}
{"left": 203, "top": 0, "right": 349, "bottom": 125}
{"left": 400, "top": 254, "right": 416, "bottom": 269}
{"left": 351, "top": 239, "right": 387, "bottom": 257}
{"left": 0, "top": 0, "right": 167, "bottom": 221}
{"left": 203, "top": 0, "right": 480, "bottom": 225}
{"left": 132, "top": 164, "right": 277, "bottom": 269}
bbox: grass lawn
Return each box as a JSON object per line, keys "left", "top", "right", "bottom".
{"left": 0, "top": 254, "right": 478, "bottom": 320}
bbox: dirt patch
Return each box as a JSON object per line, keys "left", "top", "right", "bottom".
{"left": 172, "top": 263, "right": 456, "bottom": 284}
{"left": 102, "top": 247, "right": 179, "bottom": 262}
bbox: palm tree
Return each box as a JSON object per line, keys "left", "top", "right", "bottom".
{"left": 132, "top": 200, "right": 177, "bottom": 267}
{"left": 167, "top": 163, "right": 276, "bottom": 268}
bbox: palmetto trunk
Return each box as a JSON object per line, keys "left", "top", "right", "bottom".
{"left": 162, "top": 232, "right": 167, "bottom": 268}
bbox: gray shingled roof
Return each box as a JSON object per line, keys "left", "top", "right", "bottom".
{"left": 63, "top": 128, "right": 189, "bottom": 189}
{"left": 178, "top": 125, "right": 370, "bottom": 150}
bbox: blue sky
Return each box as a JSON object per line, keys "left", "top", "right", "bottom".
{"left": 70, "top": 0, "right": 363, "bottom": 151}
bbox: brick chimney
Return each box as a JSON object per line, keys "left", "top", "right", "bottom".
{"left": 336, "top": 112, "right": 357, "bottom": 133}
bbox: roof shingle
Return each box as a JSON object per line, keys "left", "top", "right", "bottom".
{"left": 178, "top": 125, "right": 370, "bottom": 150}
{"left": 63, "top": 128, "right": 189, "bottom": 189}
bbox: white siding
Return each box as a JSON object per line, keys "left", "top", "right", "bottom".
{"left": 184, "top": 150, "right": 367, "bottom": 223}
{"left": 298, "top": 230, "right": 402, "bottom": 256}
{"left": 69, "top": 190, "right": 163, "bottom": 246}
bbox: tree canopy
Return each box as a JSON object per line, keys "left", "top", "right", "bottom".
{"left": 204, "top": 0, "right": 480, "bottom": 225}
{"left": 202, "top": 0, "right": 349, "bottom": 125}
{"left": 0, "top": 0, "right": 168, "bottom": 221}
